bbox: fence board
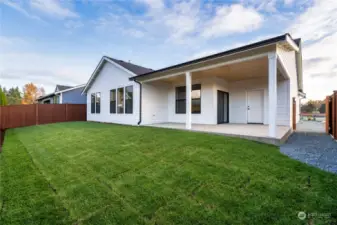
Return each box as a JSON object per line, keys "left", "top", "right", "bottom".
{"left": 0, "top": 104, "right": 86, "bottom": 130}
{"left": 326, "top": 91, "right": 337, "bottom": 140}
{"left": 292, "top": 97, "right": 296, "bottom": 130}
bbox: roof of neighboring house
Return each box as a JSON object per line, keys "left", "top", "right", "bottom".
{"left": 130, "top": 33, "right": 300, "bottom": 81}
{"left": 38, "top": 84, "right": 85, "bottom": 101}
{"left": 106, "top": 57, "right": 153, "bottom": 75}
{"left": 56, "top": 85, "right": 73, "bottom": 92}
{"left": 37, "top": 93, "right": 55, "bottom": 101}
{"left": 55, "top": 84, "right": 85, "bottom": 94}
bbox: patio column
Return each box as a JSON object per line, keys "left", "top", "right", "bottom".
{"left": 268, "top": 52, "right": 277, "bottom": 137}
{"left": 186, "top": 71, "right": 192, "bottom": 129}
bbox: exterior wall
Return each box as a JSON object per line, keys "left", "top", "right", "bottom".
{"left": 86, "top": 62, "right": 140, "bottom": 125}
{"left": 142, "top": 81, "right": 169, "bottom": 125}
{"left": 62, "top": 87, "right": 86, "bottom": 104}
{"left": 141, "top": 76, "right": 290, "bottom": 126}
{"left": 277, "top": 46, "right": 299, "bottom": 124}
{"left": 228, "top": 77, "right": 290, "bottom": 126}
{"left": 167, "top": 78, "right": 216, "bottom": 124}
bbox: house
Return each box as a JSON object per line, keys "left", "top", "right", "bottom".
{"left": 82, "top": 33, "right": 305, "bottom": 144}
{"left": 38, "top": 84, "right": 86, "bottom": 104}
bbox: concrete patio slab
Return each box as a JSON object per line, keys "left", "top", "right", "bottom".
{"left": 146, "top": 123, "right": 291, "bottom": 145}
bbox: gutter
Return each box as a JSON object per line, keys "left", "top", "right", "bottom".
{"left": 134, "top": 80, "right": 142, "bottom": 125}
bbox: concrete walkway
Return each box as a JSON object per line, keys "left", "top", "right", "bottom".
{"left": 296, "top": 121, "right": 325, "bottom": 133}
{"left": 280, "top": 133, "right": 337, "bottom": 174}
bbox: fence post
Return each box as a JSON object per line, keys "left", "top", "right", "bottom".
{"left": 0, "top": 105, "right": 2, "bottom": 130}
{"left": 65, "top": 104, "right": 68, "bottom": 121}
{"left": 35, "top": 104, "right": 39, "bottom": 125}
{"left": 325, "top": 96, "right": 330, "bottom": 134}
{"left": 292, "top": 97, "right": 296, "bottom": 130}
{"left": 334, "top": 91, "right": 337, "bottom": 140}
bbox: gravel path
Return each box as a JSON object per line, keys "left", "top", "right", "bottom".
{"left": 280, "top": 133, "right": 337, "bottom": 174}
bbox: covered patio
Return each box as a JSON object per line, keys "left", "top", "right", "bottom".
{"left": 131, "top": 34, "right": 301, "bottom": 142}
{"left": 147, "top": 123, "right": 291, "bottom": 145}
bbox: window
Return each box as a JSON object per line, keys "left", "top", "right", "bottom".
{"left": 176, "top": 86, "right": 186, "bottom": 114}
{"left": 175, "top": 84, "right": 201, "bottom": 114}
{"left": 117, "top": 87, "right": 124, "bottom": 113}
{"left": 125, "top": 86, "right": 133, "bottom": 114}
{"left": 96, "top": 92, "right": 101, "bottom": 114}
{"left": 54, "top": 95, "right": 59, "bottom": 104}
{"left": 191, "top": 84, "right": 201, "bottom": 114}
{"left": 91, "top": 94, "right": 95, "bottom": 113}
{"left": 110, "top": 89, "right": 116, "bottom": 113}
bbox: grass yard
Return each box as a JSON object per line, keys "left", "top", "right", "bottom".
{"left": 0, "top": 122, "right": 336, "bottom": 225}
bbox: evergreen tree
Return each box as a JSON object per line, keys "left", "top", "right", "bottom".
{"left": 0, "top": 87, "right": 8, "bottom": 106}
{"left": 6, "top": 87, "right": 22, "bottom": 105}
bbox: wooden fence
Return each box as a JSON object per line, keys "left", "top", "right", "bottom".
{"left": 0, "top": 104, "right": 86, "bottom": 130}
{"left": 292, "top": 97, "right": 296, "bottom": 130}
{"left": 326, "top": 91, "right": 337, "bottom": 140}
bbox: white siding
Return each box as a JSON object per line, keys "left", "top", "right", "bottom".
{"left": 142, "top": 81, "right": 169, "bottom": 125}
{"left": 277, "top": 46, "right": 299, "bottom": 124}
{"left": 86, "top": 62, "right": 140, "bottom": 125}
{"left": 228, "top": 77, "right": 290, "bottom": 126}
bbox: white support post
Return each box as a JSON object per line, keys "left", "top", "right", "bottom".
{"left": 59, "top": 93, "right": 63, "bottom": 104}
{"left": 268, "top": 52, "right": 277, "bottom": 137}
{"left": 185, "top": 72, "right": 192, "bottom": 129}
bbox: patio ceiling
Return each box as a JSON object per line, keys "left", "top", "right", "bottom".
{"left": 158, "top": 56, "right": 285, "bottom": 83}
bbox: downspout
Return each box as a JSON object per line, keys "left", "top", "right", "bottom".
{"left": 134, "top": 80, "right": 142, "bottom": 125}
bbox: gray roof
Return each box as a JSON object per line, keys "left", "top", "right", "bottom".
{"left": 37, "top": 92, "right": 55, "bottom": 101}
{"left": 106, "top": 57, "right": 153, "bottom": 75}
{"left": 294, "top": 38, "right": 301, "bottom": 46}
{"left": 56, "top": 85, "right": 73, "bottom": 91}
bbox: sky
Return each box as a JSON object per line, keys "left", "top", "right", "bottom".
{"left": 0, "top": 0, "right": 336, "bottom": 100}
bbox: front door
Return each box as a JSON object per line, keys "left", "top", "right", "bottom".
{"left": 247, "top": 90, "right": 263, "bottom": 124}
{"left": 217, "top": 91, "right": 229, "bottom": 124}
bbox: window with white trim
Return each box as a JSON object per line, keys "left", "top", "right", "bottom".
{"left": 117, "top": 87, "right": 124, "bottom": 114}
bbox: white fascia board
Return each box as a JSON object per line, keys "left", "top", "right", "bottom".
{"left": 286, "top": 35, "right": 299, "bottom": 52}
{"left": 55, "top": 84, "right": 86, "bottom": 94}
{"left": 81, "top": 57, "right": 106, "bottom": 95}
{"left": 276, "top": 52, "right": 291, "bottom": 79}
{"left": 81, "top": 56, "right": 137, "bottom": 95}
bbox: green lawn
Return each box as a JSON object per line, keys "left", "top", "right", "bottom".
{"left": 0, "top": 122, "right": 336, "bottom": 225}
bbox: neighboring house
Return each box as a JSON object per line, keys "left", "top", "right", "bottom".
{"left": 82, "top": 33, "right": 305, "bottom": 140}
{"left": 38, "top": 84, "right": 86, "bottom": 104}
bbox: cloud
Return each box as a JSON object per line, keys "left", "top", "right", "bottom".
{"left": 0, "top": 37, "right": 95, "bottom": 93}
{"left": 64, "top": 20, "right": 84, "bottom": 30}
{"left": 30, "top": 0, "right": 79, "bottom": 18}
{"left": 286, "top": 0, "right": 337, "bottom": 99}
{"left": 310, "top": 72, "right": 337, "bottom": 78}
{"left": 1, "top": 0, "right": 44, "bottom": 21}
{"left": 201, "top": 4, "right": 263, "bottom": 38}
{"left": 289, "top": 0, "right": 337, "bottom": 41}
{"left": 96, "top": 1, "right": 264, "bottom": 45}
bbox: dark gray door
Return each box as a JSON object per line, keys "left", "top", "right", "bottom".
{"left": 217, "top": 91, "right": 229, "bottom": 124}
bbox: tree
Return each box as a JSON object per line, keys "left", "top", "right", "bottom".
{"left": 6, "top": 87, "right": 22, "bottom": 105}
{"left": 319, "top": 103, "right": 326, "bottom": 113}
{"left": 21, "top": 83, "right": 45, "bottom": 104}
{"left": 301, "top": 100, "right": 324, "bottom": 113}
{"left": 0, "top": 87, "right": 8, "bottom": 106}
